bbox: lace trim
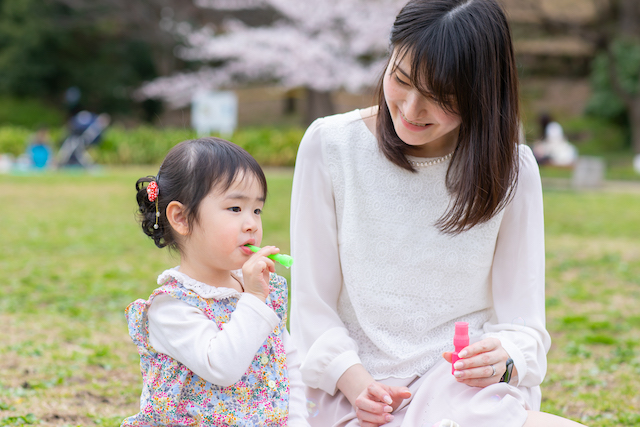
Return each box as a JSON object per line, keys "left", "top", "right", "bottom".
{"left": 156, "top": 268, "right": 243, "bottom": 300}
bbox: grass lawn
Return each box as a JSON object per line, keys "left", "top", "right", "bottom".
{"left": 1, "top": 167, "right": 639, "bottom": 426}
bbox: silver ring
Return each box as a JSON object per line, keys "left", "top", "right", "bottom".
{"left": 490, "top": 364, "right": 496, "bottom": 377}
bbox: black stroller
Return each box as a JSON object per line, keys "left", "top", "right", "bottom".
{"left": 57, "top": 111, "right": 110, "bottom": 168}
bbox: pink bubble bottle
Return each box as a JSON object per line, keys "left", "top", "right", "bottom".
{"left": 451, "top": 321, "right": 469, "bottom": 375}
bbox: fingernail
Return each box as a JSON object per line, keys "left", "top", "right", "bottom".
{"left": 384, "top": 395, "right": 392, "bottom": 404}
{"left": 453, "top": 361, "right": 463, "bottom": 369}
{"left": 386, "top": 415, "right": 395, "bottom": 422}
{"left": 454, "top": 371, "right": 463, "bottom": 378}
{"left": 384, "top": 405, "right": 393, "bottom": 413}
{"left": 458, "top": 350, "right": 468, "bottom": 358}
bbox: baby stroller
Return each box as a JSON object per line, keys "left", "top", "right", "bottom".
{"left": 57, "top": 110, "right": 110, "bottom": 168}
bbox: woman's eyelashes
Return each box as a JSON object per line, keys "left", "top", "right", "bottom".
{"left": 393, "top": 72, "right": 441, "bottom": 101}
{"left": 394, "top": 72, "right": 410, "bottom": 86}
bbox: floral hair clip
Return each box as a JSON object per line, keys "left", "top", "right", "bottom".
{"left": 147, "top": 181, "right": 159, "bottom": 202}
{"left": 147, "top": 180, "right": 160, "bottom": 229}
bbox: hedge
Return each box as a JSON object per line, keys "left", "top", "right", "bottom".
{"left": 0, "top": 125, "right": 306, "bottom": 167}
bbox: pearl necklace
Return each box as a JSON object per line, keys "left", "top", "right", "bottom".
{"left": 408, "top": 151, "right": 453, "bottom": 167}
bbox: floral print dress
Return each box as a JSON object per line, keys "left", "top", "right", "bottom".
{"left": 121, "top": 272, "right": 290, "bottom": 426}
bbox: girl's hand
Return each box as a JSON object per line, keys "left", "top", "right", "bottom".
{"left": 354, "top": 381, "right": 411, "bottom": 427}
{"left": 241, "top": 245, "right": 278, "bottom": 302}
{"left": 443, "top": 337, "right": 510, "bottom": 387}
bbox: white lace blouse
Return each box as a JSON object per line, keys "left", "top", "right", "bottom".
{"left": 290, "top": 109, "right": 551, "bottom": 395}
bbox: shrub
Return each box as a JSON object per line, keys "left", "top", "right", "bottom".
{"left": 0, "top": 126, "right": 32, "bottom": 156}
{"left": 92, "top": 126, "right": 197, "bottom": 165}
{"left": 561, "top": 116, "right": 627, "bottom": 155}
{"left": 90, "top": 126, "right": 305, "bottom": 166}
{"left": 0, "top": 124, "right": 305, "bottom": 166}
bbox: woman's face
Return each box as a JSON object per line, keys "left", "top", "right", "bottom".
{"left": 383, "top": 50, "right": 462, "bottom": 157}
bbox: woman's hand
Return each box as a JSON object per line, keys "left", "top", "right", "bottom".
{"left": 354, "top": 382, "right": 411, "bottom": 427}
{"left": 337, "top": 365, "right": 411, "bottom": 427}
{"left": 241, "top": 246, "right": 278, "bottom": 301}
{"left": 442, "top": 337, "right": 511, "bottom": 387}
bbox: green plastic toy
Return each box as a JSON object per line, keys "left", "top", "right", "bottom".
{"left": 245, "top": 244, "right": 294, "bottom": 268}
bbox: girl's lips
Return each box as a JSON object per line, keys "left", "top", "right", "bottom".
{"left": 240, "top": 243, "right": 254, "bottom": 255}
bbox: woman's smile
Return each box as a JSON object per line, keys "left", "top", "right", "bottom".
{"left": 399, "top": 109, "right": 431, "bottom": 129}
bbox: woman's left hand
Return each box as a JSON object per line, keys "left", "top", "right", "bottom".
{"left": 442, "top": 337, "right": 511, "bottom": 388}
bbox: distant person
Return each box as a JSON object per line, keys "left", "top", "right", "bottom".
{"left": 538, "top": 113, "right": 552, "bottom": 141}
{"left": 533, "top": 122, "right": 578, "bottom": 167}
{"left": 64, "top": 86, "right": 82, "bottom": 119}
{"left": 122, "top": 137, "right": 310, "bottom": 426}
{"left": 27, "top": 126, "right": 53, "bottom": 169}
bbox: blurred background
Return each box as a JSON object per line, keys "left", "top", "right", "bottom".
{"left": 1, "top": 1, "right": 640, "bottom": 426}
{"left": 0, "top": 0, "right": 638, "bottom": 175}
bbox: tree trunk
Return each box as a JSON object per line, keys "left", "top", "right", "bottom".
{"left": 304, "top": 88, "right": 335, "bottom": 126}
{"left": 619, "top": 0, "right": 640, "bottom": 37}
{"left": 630, "top": 97, "right": 640, "bottom": 154}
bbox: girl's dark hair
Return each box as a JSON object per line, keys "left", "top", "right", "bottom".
{"left": 135, "top": 137, "right": 267, "bottom": 250}
{"left": 376, "top": 0, "right": 520, "bottom": 234}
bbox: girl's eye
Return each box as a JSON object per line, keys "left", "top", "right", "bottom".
{"left": 229, "top": 207, "right": 241, "bottom": 212}
{"left": 254, "top": 208, "right": 262, "bottom": 215}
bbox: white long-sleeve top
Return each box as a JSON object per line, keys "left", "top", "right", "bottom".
{"left": 148, "top": 269, "right": 310, "bottom": 426}
{"left": 290, "top": 109, "right": 551, "bottom": 395}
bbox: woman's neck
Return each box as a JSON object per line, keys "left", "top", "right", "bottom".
{"left": 404, "top": 128, "right": 459, "bottom": 158}
{"left": 360, "top": 106, "right": 458, "bottom": 158}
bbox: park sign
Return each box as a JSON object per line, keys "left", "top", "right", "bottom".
{"left": 191, "top": 91, "right": 238, "bottom": 137}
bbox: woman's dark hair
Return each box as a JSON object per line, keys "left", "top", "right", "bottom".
{"left": 135, "top": 137, "right": 267, "bottom": 250}
{"left": 375, "top": 0, "right": 520, "bottom": 234}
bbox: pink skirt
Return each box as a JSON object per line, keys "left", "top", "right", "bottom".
{"left": 305, "top": 360, "right": 538, "bottom": 427}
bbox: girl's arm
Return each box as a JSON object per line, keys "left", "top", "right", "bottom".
{"left": 148, "top": 292, "right": 279, "bottom": 387}
{"left": 481, "top": 145, "right": 552, "bottom": 387}
{"left": 289, "top": 118, "right": 361, "bottom": 394}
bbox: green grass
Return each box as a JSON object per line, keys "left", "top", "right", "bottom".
{"left": 1, "top": 168, "right": 639, "bottom": 425}
{"left": 538, "top": 159, "right": 640, "bottom": 182}
{"left": 542, "top": 189, "right": 640, "bottom": 425}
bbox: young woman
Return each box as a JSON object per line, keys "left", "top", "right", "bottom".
{"left": 290, "top": 0, "right": 587, "bottom": 426}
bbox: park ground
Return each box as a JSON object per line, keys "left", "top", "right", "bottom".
{"left": 1, "top": 167, "right": 640, "bottom": 426}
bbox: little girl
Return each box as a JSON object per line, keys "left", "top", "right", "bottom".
{"left": 121, "top": 137, "right": 309, "bottom": 426}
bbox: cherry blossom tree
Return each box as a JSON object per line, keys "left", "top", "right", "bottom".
{"left": 137, "top": 0, "right": 405, "bottom": 123}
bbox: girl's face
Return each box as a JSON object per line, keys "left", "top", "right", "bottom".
{"left": 181, "top": 173, "right": 265, "bottom": 280}
{"left": 383, "top": 50, "right": 462, "bottom": 157}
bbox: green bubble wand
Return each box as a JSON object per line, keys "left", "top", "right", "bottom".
{"left": 245, "top": 244, "right": 293, "bottom": 268}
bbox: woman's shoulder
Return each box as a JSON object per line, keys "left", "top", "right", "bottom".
{"left": 299, "top": 108, "right": 377, "bottom": 161}
{"left": 302, "top": 109, "right": 367, "bottom": 142}
{"left": 513, "top": 144, "right": 543, "bottom": 196}
{"left": 309, "top": 108, "right": 364, "bottom": 128}
{"left": 517, "top": 144, "right": 540, "bottom": 180}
